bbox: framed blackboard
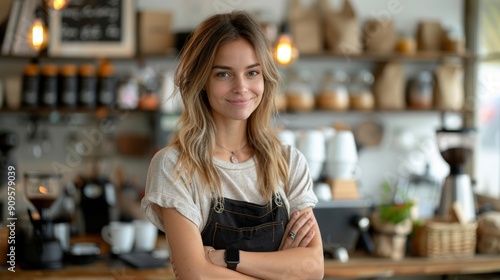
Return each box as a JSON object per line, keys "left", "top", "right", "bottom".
{"left": 49, "top": 0, "right": 135, "bottom": 57}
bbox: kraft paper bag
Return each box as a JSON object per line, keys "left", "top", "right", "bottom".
{"left": 322, "top": 0, "right": 361, "bottom": 55}
{"left": 363, "top": 19, "right": 397, "bottom": 53}
{"left": 416, "top": 20, "right": 444, "bottom": 52}
{"left": 289, "top": 0, "right": 323, "bottom": 54}
{"left": 139, "top": 11, "right": 174, "bottom": 55}
{"left": 373, "top": 62, "right": 406, "bottom": 110}
{"left": 433, "top": 63, "right": 464, "bottom": 111}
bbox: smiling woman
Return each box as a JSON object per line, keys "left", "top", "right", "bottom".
{"left": 140, "top": 11, "right": 324, "bottom": 280}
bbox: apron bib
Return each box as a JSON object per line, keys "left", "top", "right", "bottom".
{"left": 201, "top": 193, "right": 288, "bottom": 252}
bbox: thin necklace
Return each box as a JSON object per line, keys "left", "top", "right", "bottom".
{"left": 216, "top": 142, "right": 248, "bottom": 164}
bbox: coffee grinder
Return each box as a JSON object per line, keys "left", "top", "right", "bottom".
{"left": 435, "top": 128, "right": 477, "bottom": 222}
{"left": 23, "top": 172, "right": 64, "bottom": 269}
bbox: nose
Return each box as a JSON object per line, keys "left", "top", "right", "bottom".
{"left": 232, "top": 76, "right": 248, "bottom": 94}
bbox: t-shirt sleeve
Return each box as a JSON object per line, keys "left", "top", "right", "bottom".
{"left": 285, "top": 146, "right": 318, "bottom": 213}
{"left": 140, "top": 148, "right": 203, "bottom": 232}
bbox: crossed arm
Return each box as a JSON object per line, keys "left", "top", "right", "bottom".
{"left": 161, "top": 207, "right": 324, "bottom": 280}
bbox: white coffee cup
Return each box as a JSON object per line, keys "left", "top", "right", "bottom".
{"left": 101, "top": 222, "right": 135, "bottom": 254}
{"left": 133, "top": 219, "right": 158, "bottom": 252}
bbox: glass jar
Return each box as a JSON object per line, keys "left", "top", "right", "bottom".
{"left": 78, "top": 64, "right": 97, "bottom": 108}
{"left": 22, "top": 63, "right": 40, "bottom": 108}
{"left": 40, "top": 64, "right": 58, "bottom": 108}
{"left": 408, "top": 71, "right": 433, "bottom": 110}
{"left": 97, "top": 60, "right": 117, "bottom": 107}
{"left": 58, "top": 64, "right": 78, "bottom": 108}
{"left": 349, "top": 70, "right": 375, "bottom": 111}
{"left": 285, "top": 69, "right": 315, "bottom": 112}
{"left": 317, "top": 70, "right": 349, "bottom": 111}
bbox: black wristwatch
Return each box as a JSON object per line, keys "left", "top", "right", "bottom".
{"left": 224, "top": 249, "right": 240, "bottom": 270}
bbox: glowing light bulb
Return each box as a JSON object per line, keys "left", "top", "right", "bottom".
{"left": 273, "top": 34, "right": 299, "bottom": 67}
{"left": 29, "top": 18, "right": 49, "bottom": 51}
{"left": 45, "top": 0, "right": 69, "bottom": 10}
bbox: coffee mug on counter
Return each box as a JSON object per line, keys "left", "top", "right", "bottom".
{"left": 101, "top": 222, "right": 135, "bottom": 254}
{"left": 133, "top": 219, "right": 158, "bottom": 252}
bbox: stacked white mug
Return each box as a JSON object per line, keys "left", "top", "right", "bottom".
{"left": 325, "top": 130, "right": 361, "bottom": 180}
{"left": 296, "top": 129, "right": 326, "bottom": 182}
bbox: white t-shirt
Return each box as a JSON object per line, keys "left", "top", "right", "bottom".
{"left": 140, "top": 145, "right": 318, "bottom": 232}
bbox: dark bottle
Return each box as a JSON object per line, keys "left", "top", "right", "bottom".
{"left": 78, "top": 64, "right": 97, "bottom": 108}
{"left": 22, "top": 63, "right": 40, "bottom": 108}
{"left": 97, "top": 60, "right": 117, "bottom": 107}
{"left": 58, "top": 64, "right": 78, "bottom": 108}
{"left": 40, "top": 64, "right": 58, "bottom": 108}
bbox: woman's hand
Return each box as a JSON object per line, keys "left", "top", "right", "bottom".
{"left": 279, "top": 209, "right": 316, "bottom": 250}
{"left": 204, "top": 246, "right": 226, "bottom": 267}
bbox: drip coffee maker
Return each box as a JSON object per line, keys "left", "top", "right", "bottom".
{"left": 23, "top": 172, "right": 64, "bottom": 269}
{"left": 435, "top": 129, "right": 476, "bottom": 222}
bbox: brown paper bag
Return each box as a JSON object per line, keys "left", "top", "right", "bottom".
{"left": 289, "top": 0, "right": 323, "bottom": 54}
{"left": 433, "top": 63, "right": 464, "bottom": 111}
{"left": 416, "top": 20, "right": 444, "bottom": 52}
{"left": 363, "top": 19, "right": 396, "bottom": 53}
{"left": 373, "top": 62, "right": 405, "bottom": 110}
{"left": 322, "top": 0, "right": 361, "bottom": 55}
{"left": 138, "top": 11, "right": 174, "bottom": 55}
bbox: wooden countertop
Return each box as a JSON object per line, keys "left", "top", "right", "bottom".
{"left": 2, "top": 254, "right": 500, "bottom": 279}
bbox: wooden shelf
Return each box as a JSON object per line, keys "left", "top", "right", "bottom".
{"left": 0, "top": 51, "right": 471, "bottom": 63}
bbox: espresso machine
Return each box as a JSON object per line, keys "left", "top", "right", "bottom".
{"left": 435, "top": 128, "right": 477, "bottom": 222}
{"left": 23, "top": 172, "right": 64, "bottom": 269}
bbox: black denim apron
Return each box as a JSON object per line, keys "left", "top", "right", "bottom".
{"left": 201, "top": 193, "right": 288, "bottom": 252}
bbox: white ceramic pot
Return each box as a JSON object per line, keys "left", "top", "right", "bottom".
{"left": 296, "top": 129, "right": 326, "bottom": 161}
{"left": 326, "top": 130, "right": 358, "bottom": 163}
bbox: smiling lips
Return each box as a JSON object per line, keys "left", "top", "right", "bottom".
{"left": 228, "top": 98, "right": 251, "bottom": 106}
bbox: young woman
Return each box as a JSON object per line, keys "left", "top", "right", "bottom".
{"left": 141, "top": 11, "right": 324, "bottom": 279}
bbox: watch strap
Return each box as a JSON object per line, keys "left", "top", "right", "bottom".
{"left": 224, "top": 249, "right": 239, "bottom": 270}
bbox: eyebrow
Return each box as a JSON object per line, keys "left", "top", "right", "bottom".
{"left": 212, "top": 63, "right": 261, "bottom": 70}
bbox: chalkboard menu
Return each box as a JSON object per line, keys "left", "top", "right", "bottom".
{"left": 60, "top": 0, "right": 122, "bottom": 42}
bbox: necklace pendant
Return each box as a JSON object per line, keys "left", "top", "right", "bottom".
{"left": 230, "top": 154, "right": 238, "bottom": 164}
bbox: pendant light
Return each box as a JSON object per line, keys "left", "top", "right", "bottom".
{"left": 272, "top": 3, "right": 299, "bottom": 67}
{"left": 28, "top": 5, "right": 49, "bottom": 51}
{"left": 45, "top": 0, "right": 69, "bottom": 10}
{"left": 273, "top": 32, "right": 299, "bottom": 67}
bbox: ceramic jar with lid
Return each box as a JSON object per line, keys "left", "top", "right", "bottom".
{"left": 285, "top": 69, "right": 315, "bottom": 112}
{"left": 317, "top": 70, "right": 350, "bottom": 111}
{"left": 349, "top": 70, "right": 375, "bottom": 111}
{"left": 408, "top": 71, "right": 433, "bottom": 110}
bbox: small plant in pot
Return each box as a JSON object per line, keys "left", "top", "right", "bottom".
{"left": 371, "top": 182, "right": 414, "bottom": 260}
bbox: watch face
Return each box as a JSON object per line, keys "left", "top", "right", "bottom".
{"left": 225, "top": 249, "right": 240, "bottom": 263}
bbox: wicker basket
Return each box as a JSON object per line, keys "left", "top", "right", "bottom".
{"left": 411, "top": 218, "right": 477, "bottom": 258}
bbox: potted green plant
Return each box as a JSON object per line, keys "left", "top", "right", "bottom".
{"left": 371, "top": 182, "right": 414, "bottom": 260}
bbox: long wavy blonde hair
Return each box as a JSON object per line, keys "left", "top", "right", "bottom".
{"left": 169, "top": 11, "right": 289, "bottom": 200}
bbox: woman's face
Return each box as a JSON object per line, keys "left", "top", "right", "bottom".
{"left": 205, "top": 38, "right": 264, "bottom": 122}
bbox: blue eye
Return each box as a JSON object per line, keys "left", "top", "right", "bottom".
{"left": 216, "top": 72, "right": 231, "bottom": 78}
{"left": 248, "top": 70, "right": 259, "bottom": 77}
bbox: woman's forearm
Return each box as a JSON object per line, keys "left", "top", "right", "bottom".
{"left": 210, "top": 247, "right": 324, "bottom": 280}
